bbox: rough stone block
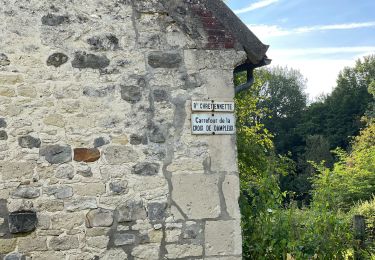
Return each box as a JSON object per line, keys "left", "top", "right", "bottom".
{"left": 17, "top": 85, "right": 37, "bottom": 98}
{"left": 205, "top": 220, "right": 242, "bottom": 256}
{"left": 203, "top": 70, "right": 234, "bottom": 99}
{"left": 109, "top": 180, "right": 128, "bottom": 194}
{"left": 39, "top": 144, "right": 72, "bottom": 164}
{"left": 113, "top": 233, "right": 136, "bottom": 246}
{"left": 4, "top": 252, "right": 24, "bottom": 260}
{"left": 148, "top": 229, "right": 163, "bottom": 243}
{"left": 0, "top": 162, "right": 35, "bottom": 180}
{"left": 73, "top": 183, "right": 105, "bottom": 196}
{"left": 49, "top": 236, "right": 79, "bottom": 251}
{"left": 133, "top": 177, "right": 168, "bottom": 200}
{"left": 86, "top": 227, "right": 110, "bottom": 237}
{"left": 18, "top": 236, "right": 48, "bottom": 252}
{"left": 64, "top": 197, "right": 97, "bottom": 212}
{"left": 18, "top": 135, "right": 41, "bottom": 149}
{"left": 46, "top": 53, "right": 69, "bottom": 67}
{"left": 86, "top": 208, "right": 114, "bottom": 227}
{"left": 11, "top": 187, "right": 40, "bottom": 199}
{"left": 116, "top": 200, "right": 147, "bottom": 222}
{"left": 104, "top": 146, "right": 138, "bottom": 164}
{"left": 43, "top": 114, "right": 65, "bottom": 128}
{"left": 0, "top": 239, "right": 16, "bottom": 254}
{"left": 51, "top": 212, "right": 84, "bottom": 230}
{"left": 83, "top": 85, "right": 116, "bottom": 98}
{"left": 0, "top": 130, "right": 8, "bottom": 140}
{"left": 165, "top": 244, "right": 203, "bottom": 259}
{"left": 86, "top": 235, "right": 110, "bottom": 249}
{"left": 100, "top": 165, "right": 131, "bottom": 181}
{"left": 37, "top": 213, "right": 51, "bottom": 230}
{"left": 131, "top": 244, "right": 160, "bottom": 260}
{"left": 28, "top": 252, "right": 66, "bottom": 260}
{"left": 73, "top": 148, "right": 100, "bottom": 162}
{"left": 153, "top": 89, "right": 168, "bottom": 102}
{"left": 0, "top": 53, "right": 10, "bottom": 66}
{"left": 41, "top": 14, "right": 69, "bottom": 26}
{"left": 8, "top": 211, "right": 37, "bottom": 234}
{"left": 166, "top": 158, "right": 205, "bottom": 174}
{"left": 182, "top": 221, "right": 204, "bottom": 244}
{"left": 148, "top": 52, "right": 182, "bottom": 68}
{"left": 165, "top": 228, "right": 181, "bottom": 243}
{"left": 148, "top": 124, "right": 166, "bottom": 143}
{"left": 0, "top": 86, "right": 16, "bottom": 97}
{"left": 181, "top": 73, "right": 203, "bottom": 90}
{"left": 55, "top": 164, "right": 75, "bottom": 179}
{"left": 0, "top": 74, "right": 23, "bottom": 85}
{"left": 72, "top": 52, "right": 110, "bottom": 69}
{"left": 44, "top": 185, "right": 73, "bottom": 199}
{"left": 171, "top": 174, "right": 221, "bottom": 219}
{"left": 87, "top": 34, "right": 119, "bottom": 51}
{"left": 77, "top": 165, "right": 93, "bottom": 177}
{"left": 0, "top": 87, "right": 16, "bottom": 97}
{"left": 93, "top": 137, "right": 109, "bottom": 148}
{"left": 0, "top": 118, "right": 6, "bottom": 128}
{"left": 35, "top": 199, "right": 64, "bottom": 212}
{"left": 147, "top": 202, "right": 167, "bottom": 222}
{"left": 129, "top": 134, "right": 147, "bottom": 145}
{"left": 132, "top": 162, "right": 160, "bottom": 176}
{"left": 222, "top": 175, "right": 241, "bottom": 219}
{"left": 120, "top": 85, "right": 142, "bottom": 103}
{"left": 208, "top": 135, "right": 238, "bottom": 172}
{"left": 102, "top": 248, "right": 128, "bottom": 260}
{"left": 111, "top": 135, "right": 129, "bottom": 145}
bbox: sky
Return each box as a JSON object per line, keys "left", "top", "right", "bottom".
{"left": 227, "top": 0, "right": 375, "bottom": 99}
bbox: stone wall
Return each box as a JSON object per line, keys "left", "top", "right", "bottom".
{"left": 0, "top": 1, "right": 247, "bottom": 259}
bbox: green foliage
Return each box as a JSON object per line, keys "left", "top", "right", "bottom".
{"left": 307, "top": 122, "right": 375, "bottom": 257}
{"left": 319, "top": 56, "right": 374, "bottom": 149}
{"left": 351, "top": 197, "right": 375, "bottom": 255}
{"left": 236, "top": 55, "right": 375, "bottom": 259}
{"left": 283, "top": 55, "right": 374, "bottom": 204}
{"left": 235, "top": 69, "right": 294, "bottom": 259}
{"left": 312, "top": 123, "right": 375, "bottom": 211}
{"left": 287, "top": 207, "right": 352, "bottom": 259}
{"left": 258, "top": 66, "right": 307, "bottom": 155}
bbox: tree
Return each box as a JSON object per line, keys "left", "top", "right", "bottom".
{"left": 258, "top": 66, "right": 308, "bottom": 156}
{"left": 319, "top": 55, "right": 374, "bottom": 149}
{"left": 312, "top": 122, "right": 375, "bottom": 211}
{"left": 290, "top": 55, "right": 375, "bottom": 203}
{"left": 235, "top": 69, "right": 354, "bottom": 259}
{"left": 235, "top": 69, "right": 296, "bottom": 259}
{"left": 236, "top": 55, "right": 375, "bottom": 258}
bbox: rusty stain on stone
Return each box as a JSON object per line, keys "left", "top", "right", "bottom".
{"left": 74, "top": 148, "right": 100, "bottom": 162}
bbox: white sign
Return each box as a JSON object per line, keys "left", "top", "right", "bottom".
{"left": 192, "top": 101, "right": 235, "bottom": 112}
{"left": 191, "top": 113, "right": 236, "bottom": 135}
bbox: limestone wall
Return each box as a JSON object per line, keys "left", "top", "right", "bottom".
{"left": 0, "top": 1, "right": 247, "bottom": 259}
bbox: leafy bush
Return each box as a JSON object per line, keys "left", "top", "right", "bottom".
{"left": 350, "top": 198, "right": 375, "bottom": 256}
{"left": 312, "top": 124, "right": 375, "bottom": 211}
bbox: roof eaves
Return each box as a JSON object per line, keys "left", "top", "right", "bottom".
{"left": 202, "top": 0, "right": 269, "bottom": 65}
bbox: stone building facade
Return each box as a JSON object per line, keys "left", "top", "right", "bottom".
{"left": 0, "top": 0, "right": 268, "bottom": 259}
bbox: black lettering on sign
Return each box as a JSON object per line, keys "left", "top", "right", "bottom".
{"left": 191, "top": 113, "right": 236, "bottom": 135}
{"left": 192, "top": 101, "right": 235, "bottom": 112}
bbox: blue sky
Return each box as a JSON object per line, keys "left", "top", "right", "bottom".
{"left": 227, "top": 0, "right": 375, "bottom": 99}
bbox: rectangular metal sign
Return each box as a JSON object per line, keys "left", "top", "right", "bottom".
{"left": 191, "top": 113, "right": 236, "bottom": 135}
{"left": 192, "top": 101, "right": 235, "bottom": 112}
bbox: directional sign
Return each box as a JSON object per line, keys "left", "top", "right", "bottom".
{"left": 191, "top": 113, "right": 236, "bottom": 135}
{"left": 192, "top": 101, "right": 235, "bottom": 112}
